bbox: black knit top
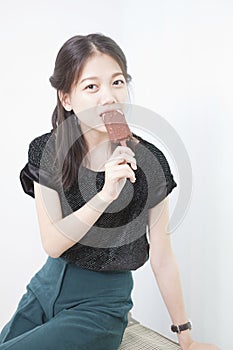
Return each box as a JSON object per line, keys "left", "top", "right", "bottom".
{"left": 20, "top": 131, "right": 177, "bottom": 272}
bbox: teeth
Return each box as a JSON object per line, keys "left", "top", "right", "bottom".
{"left": 116, "top": 109, "right": 124, "bottom": 115}
{"left": 100, "top": 109, "right": 124, "bottom": 118}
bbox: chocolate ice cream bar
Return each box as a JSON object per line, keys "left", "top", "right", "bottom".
{"left": 101, "top": 110, "right": 132, "bottom": 146}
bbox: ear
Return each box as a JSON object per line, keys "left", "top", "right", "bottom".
{"left": 58, "top": 90, "right": 72, "bottom": 111}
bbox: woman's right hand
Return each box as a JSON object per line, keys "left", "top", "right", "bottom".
{"left": 99, "top": 145, "right": 137, "bottom": 202}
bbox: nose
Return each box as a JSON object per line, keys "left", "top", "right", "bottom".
{"left": 99, "top": 85, "right": 117, "bottom": 106}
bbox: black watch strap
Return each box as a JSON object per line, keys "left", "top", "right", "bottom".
{"left": 171, "top": 321, "right": 192, "bottom": 334}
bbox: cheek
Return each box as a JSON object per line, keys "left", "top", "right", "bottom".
{"left": 72, "top": 103, "right": 103, "bottom": 128}
{"left": 120, "top": 87, "right": 129, "bottom": 102}
{"left": 71, "top": 94, "right": 97, "bottom": 114}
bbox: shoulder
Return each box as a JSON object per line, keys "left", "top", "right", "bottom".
{"left": 20, "top": 130, "right": 57, "bottom": 198}
{"left": 29, "top": 131, "right": 53, "bottom": 153}
{"left": 133, "top": 133, "right": 177, "bottom": 208}
{"left": 133, "top": 133, "right": 170, "bottom": 167}
{"left": 133, "top": 132, "right": 177, "bottom": 186}
{"left": 28, "top": 130, "right": 56, "bottom": 169}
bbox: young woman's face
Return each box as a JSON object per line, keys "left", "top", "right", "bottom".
{"left": 61, "top": 52, "right": 129, "bottom": 132}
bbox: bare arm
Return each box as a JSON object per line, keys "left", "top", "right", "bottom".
{"left": 148, "top": 198, "right": 219, "bottom": 350}
{"left": 34, "top": 145, "right": 137, "bottom": 258}
{"left": 34, "top": 182, "right": 113, "bottom": 258}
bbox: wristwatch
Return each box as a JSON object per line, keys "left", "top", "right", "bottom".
{"left": 171, "top": 321, "right": 192, "bottom": 334}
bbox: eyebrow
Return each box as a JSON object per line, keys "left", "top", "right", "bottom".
{"left": 79, "top": 72, "right": 124, "bottom": 84}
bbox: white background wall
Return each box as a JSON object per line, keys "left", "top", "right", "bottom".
{"left": 0, "top": 1, "right": 232, "bottom": 349}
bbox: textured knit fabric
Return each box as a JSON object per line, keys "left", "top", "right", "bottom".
{"left": 20, "top": 130, "right": 177, "bottom": 271}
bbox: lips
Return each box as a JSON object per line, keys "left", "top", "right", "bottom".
{"left": 99, "top": 108, "right": 124, "bottom": 118}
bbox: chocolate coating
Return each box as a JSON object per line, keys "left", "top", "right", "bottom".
{"left": 102, "top": 110, "right": 132, "bottom": 144}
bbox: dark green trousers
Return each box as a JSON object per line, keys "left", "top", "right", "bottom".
{"left": 0, "top": 257, "right": 133, "bottom": 350}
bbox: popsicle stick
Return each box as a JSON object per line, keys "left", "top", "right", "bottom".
{"left": 120, "top": 140, "right": 127, "bottom": 147}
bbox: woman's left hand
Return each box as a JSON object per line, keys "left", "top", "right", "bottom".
{"left": 183, "top": 341, "right": 220, "bottom": 350}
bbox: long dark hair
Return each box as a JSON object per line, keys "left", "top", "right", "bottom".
{"left": 49, "top": 33, "right": 135, "bottom": 191}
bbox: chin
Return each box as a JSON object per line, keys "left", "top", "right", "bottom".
{"left": 95, "top": 125, "right": 108, "bottom": 133}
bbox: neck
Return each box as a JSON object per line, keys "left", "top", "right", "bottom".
{"left": 80, "top": 122, "right": 110, "bottom": 147}
{"left": 80, "top": 122, "right": 113, "bottom": 171}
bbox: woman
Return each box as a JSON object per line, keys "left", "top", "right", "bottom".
{"left": 0, "top": 33, "right": 218, "bottom": 350}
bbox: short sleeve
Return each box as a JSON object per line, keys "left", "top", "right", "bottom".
{"left": 19, "top": 131, "right": 57, "bottom": 198}
{"left": 136, "top": 137, "right": 177, "bottom": 209}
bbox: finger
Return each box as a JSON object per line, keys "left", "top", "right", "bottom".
{"left": 113, "top": 146, "right": 135, "bottom": 157}
{"left": 115, "top": 153, "right": 137, "bottom": 168}
{"left": 129, "top": 160, "right": 137, "bottom": 170}
{"left": 113, "top": 164, "right": 136, "bottom": 183}
{"left": 105, "top": 155, "right": 137, "bottom": 168}
{"left": 109, "top": 152, "right": 136, "bottom": 164}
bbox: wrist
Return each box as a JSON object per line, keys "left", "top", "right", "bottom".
{"left": 171, "top": 320, "right": 193, "bottom": 350}
{"left": 171, "top": 320, "right": 192, "bottom": 334}
{"left": 98, "top": 190, "right": 114, "bottom": 204}
{"left": 178, "top": 330, "right": 193, "bottom": 349}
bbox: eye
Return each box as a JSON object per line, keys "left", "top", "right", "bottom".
{"left": 85, "top": 84, "right": 97, "bottom": 91}
{"left": 113, "top": 79, "right": 125, "bottom": 86}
